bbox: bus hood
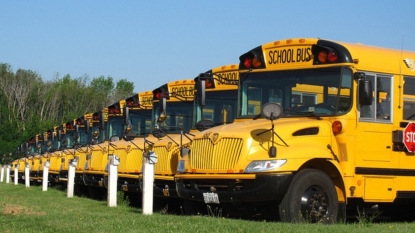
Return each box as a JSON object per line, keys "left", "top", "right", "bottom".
{"left": 192, "top": 117, "right": 333, "bottom": 143}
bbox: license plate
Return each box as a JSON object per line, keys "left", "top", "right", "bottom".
{"left": 203, "top": 192, "right": 219, "bottom": 204}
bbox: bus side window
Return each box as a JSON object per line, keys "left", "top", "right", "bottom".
{"left": 403, "top": 76, "right": 415, "bottom": 120}
{"left": 359, "top": 74, "right": 392, "bottom": 122}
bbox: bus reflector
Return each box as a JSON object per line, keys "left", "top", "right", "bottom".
{"left": 332, "top": 121, "right": 342, "bottom": 135}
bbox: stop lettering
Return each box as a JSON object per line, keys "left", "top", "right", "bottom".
{"left": 404, "top": 122, "right": 415, "bottom": 153}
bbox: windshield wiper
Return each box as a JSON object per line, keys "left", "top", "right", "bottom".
{"left": 284, "top": 111, "right": 322, "bottom": 120}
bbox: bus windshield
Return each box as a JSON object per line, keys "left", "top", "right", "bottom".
{"left": 239, "top": 67, "right": 353, "bottom": 118}
{"left": 193, "top": 90, "right": 237, "bottom": 127}
{"left": 107, "top": 117, "right": 124, "bottom": 139}
{"left": 129, "top": 110, "right": 152, "bottom": 136}
{"left": 79, "top": 130, "right": 89, "bottom": 146}
{"left": 153, "top": 101, "right": 193, "bottom": 133}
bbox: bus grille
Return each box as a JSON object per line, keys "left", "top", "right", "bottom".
{"left": 190, "top": 138, "right": 243, "bottom": 169}
{"left": 152, "top": 146, "right": 179, "bottom": 174}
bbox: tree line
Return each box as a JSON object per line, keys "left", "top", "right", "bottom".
{"left": 0, "top": 63, "right": 135, "bottom": 162}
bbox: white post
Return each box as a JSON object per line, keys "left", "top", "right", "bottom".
{"left": 142, "top": 151, "right": 157, "bottom": 215}
{"left": 6, "top": 165, "right": 10, "bottom": 183}
{"left": 67, "top": 158, "right": 77, "bottom": 198}
{"left": 14, "top": 165, "right": 19, "bottom": 185}
{"left": 42, "top": 161, "right": 50, "bottom": 191}
{"left": 0, "top": 166, "right": 4, "bottom": 182}
{"left": 107, "top": 155, "right": 120, "bottom": 207}
{"left": 25, "top": 162, "right": 30, "bottom": 188}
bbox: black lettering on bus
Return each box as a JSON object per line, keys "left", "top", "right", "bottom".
{"left": 296, "top": 48, "right": 312, "bottom": 62}
{"left": 269, "top": 47, "right": 312, "bottom": 64}
{"left": 172, "top": 86, "right": 194, "bottom": 97}
{"left": 142, "top": 96, "right": 153, "bottom": 105}
{"left": 218, "top": 72, "right": 238, "bottom": 85}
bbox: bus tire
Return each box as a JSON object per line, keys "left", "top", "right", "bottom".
{"left": 278, "top": 169, "right": 338, "bottom": 223}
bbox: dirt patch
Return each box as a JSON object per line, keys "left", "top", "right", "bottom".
{"left": 2, "top": 203, "right": 46, "bottom": 216}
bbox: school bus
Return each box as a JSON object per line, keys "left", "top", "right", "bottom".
{"left": 58, "top": 118, "right": 90, "bottom": 184}
{"left": 108, "top": 91, "right": 153, "bottom": 195}
{"left": 18, "top": 136, "right": 38, "bottom": 184}
{"left": 149, "top": 66, "right": 238, "bottom": 210}
{"left": 73, "top": 114, "right": 93, "bottom": 187}
{"left": 29, "top": 134, "right": 47, "bottom": 184}
{"left": 83, "top": 101, "right": 125, "bottom": 197}
{"left": 48, "top": 126, "right": 65, "bottom": 185}
{"left": 175, "top": 38, "right": 415, "bottom": 222}
{"left": 82, "top": 109, "right": 109, "bottom": 190}
{"left": 36, "top": 130, "right": 56, "bottom": 184}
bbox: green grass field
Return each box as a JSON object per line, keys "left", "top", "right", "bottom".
{"left": 1, "top": 182, "right": 415, "bottom": 233}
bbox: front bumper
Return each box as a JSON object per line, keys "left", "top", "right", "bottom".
{"left": 176, "top": 173, "right": 294, "bottom": 203}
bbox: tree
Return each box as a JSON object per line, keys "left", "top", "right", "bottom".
{"left": 112, "top": 79, "right": 135, "bottom": 103}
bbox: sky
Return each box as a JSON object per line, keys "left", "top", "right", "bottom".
{"left": 1, "top": 1, "right": 415, "bottom": 93}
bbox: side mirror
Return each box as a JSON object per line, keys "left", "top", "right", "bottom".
{"left": 99, "top": 111, "right": 105, "bottom": 130}
{"left": 73, "top": 131, "right": 80, "bottom": 142}
{"left": 157, "top": 111, "right": 167, "bottom": 124}
{"left": 50, "top": 130, "right": 55, "bottom": 143}
{"left": 110, "top": 135, "right": 120, "bottom": 142}
{"left": 358, "top": 79, "right": 373, "bottom": 106}
{"left": 124, "top": 106, "right": 129, "bottom": 125}
{"left": 123, "top": 124, "right": 135, "bottom": 141}
{"left": 57, "top": 129, "right": 62, "bottom": 141}
{"left": 196, "top": 79, "right": 206, "bottom": 107}
{"left": 152, "top": 128, "right": 167, "bottom": 139}
{"left": 159, "top": 97, "right": 166, "bottom": 115}
{"left": 195, "top": 119, "right": 214, "bottom": 132}
{"left": 261, "top": 103, "right": 283, "bottom": 120}
{"left": 84, "top": 120, "right": 90, "bottom": 135}
{"left": 180, "top": 147, "right": 189, "bottom": 157}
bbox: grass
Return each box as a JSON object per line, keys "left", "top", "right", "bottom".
{"left": 1, "top": 183, "right": 415, "bottom": 233}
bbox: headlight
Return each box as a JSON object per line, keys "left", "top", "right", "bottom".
{"left": 245, "top": 160, "right": 287, "bottom": 173}
{"left": 177, "top": 160, "right": 185, "bottom": 173}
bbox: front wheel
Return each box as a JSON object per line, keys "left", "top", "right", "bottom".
{"left": 279, "top": 169, "right": 338, "bottom": 223}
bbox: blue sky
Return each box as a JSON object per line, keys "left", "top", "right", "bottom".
{"left": 1, "top": 1, "right": 415, "bottom": 93}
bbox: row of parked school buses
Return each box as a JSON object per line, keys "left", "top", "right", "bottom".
{"left": 5, "top": 37, "right": 415, "bottom": 223}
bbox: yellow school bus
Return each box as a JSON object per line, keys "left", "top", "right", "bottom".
{"left": 19, "top": 136, "right": 38, "bottom": 184}
{"left": 73, "top": 113, "right": 93, "bottom": 188}
{"left": 36, "top": 131, "right": 55, "bottom": 183}
{"left": 175, "top": 38, "right": 415, "bottom": 222}
{"left": 83, "top": 101, "right": 125, "bottom": 197}
{"left": 58, "top": 118, "right": 91, "bottom": 184}
{"left": 110, "top": 91, "right": 153, "bottom": 195}
{"left": 44, "top": 126, "right": 63, "bottom": 185}
{"left": 28, "top": 134, "right": 46, "bottom": 184}
{"left": 82, "top": 108, "right": 109, "bottom": 189}
{"left": 150, "top": 66, "right": 238, "bottom": 210}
